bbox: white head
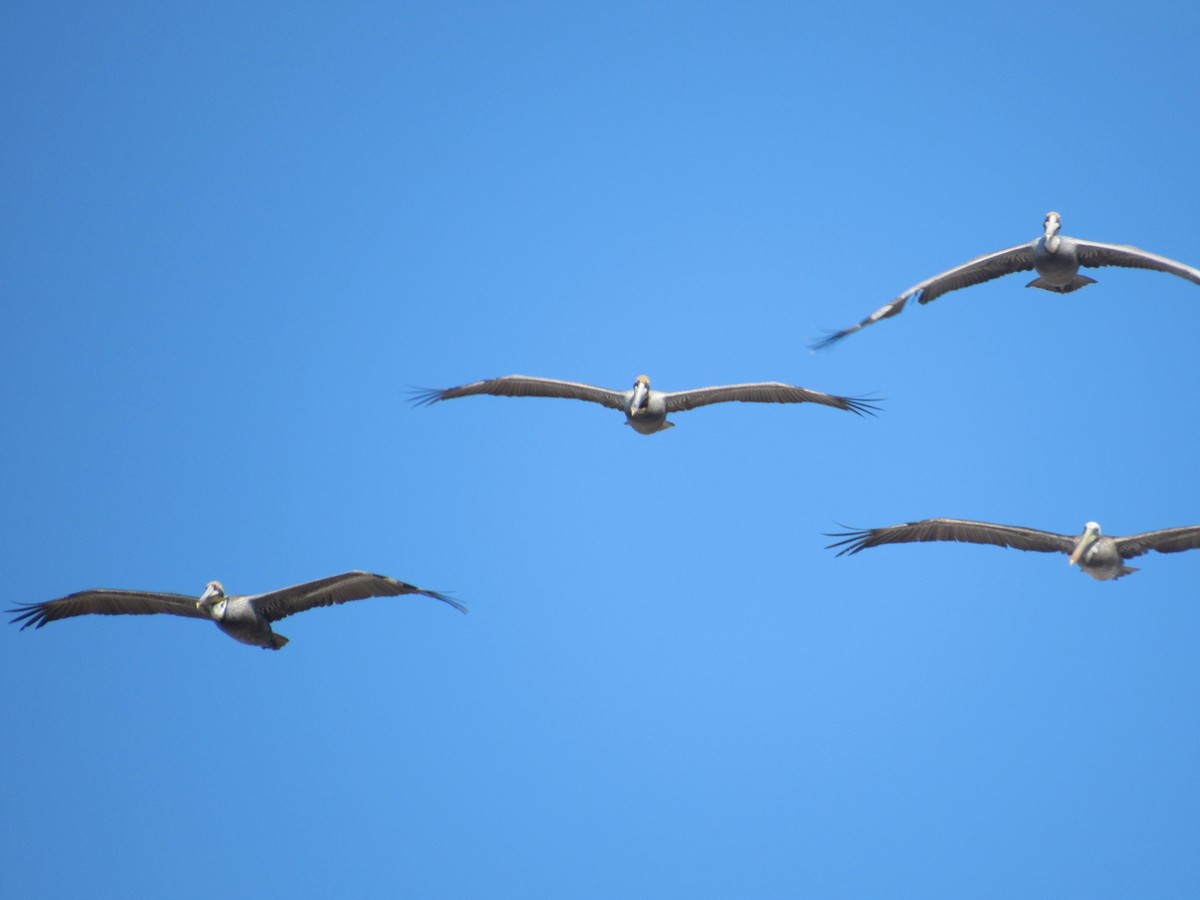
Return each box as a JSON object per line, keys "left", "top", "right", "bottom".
{"left": 1043, "top": 211, "right": 1062, "bottom": 238}
{"left": 1069, "top": 521, "right": 1101, "bottom": 566}
{"left": 196, "top": 580, "right": 227, "bottom": 617}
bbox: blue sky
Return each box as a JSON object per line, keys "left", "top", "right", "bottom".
{"left": 4, "top": 1, "right": 1200, "bottom": 896}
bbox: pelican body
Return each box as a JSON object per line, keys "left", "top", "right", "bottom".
{"left": 413, "top": 374, "right": 878, "bottom": 434}
{"left": 626, "top": 374, "right": 670, "bottom": 434}
{"left": 815, "top": 212, "right": 1200, "bottom": 348}
{"left": 826, "top": 519, "right": 1200, "bottom": 581}
{"left": 10, "top": 571, "right": 466, "bottom": 650}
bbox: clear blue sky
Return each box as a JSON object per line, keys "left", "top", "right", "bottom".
{"left": 4, "top": 2, "right": 1200, "bottom": 897}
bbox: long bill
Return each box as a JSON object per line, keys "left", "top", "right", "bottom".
{"left": 196, "top": 582, "right": 221, "bottom": 610}
{"left": 631, "top": 380, "right": 649, "bottom": 413}
{"left": 1068, "top": 532, "right": 1096, "bottom": 566}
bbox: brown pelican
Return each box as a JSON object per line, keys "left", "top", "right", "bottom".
{"left": 413, "top": 374, "right": 878, "bottom": 434}
{"left": 815, "top": 211, "right": 1200, "bottom": 348}
{"left": 826, "top": 518, "right": 1200, "bottom": 581}
{"left": 9, "top": 571, "right": 466, "bottom": 649}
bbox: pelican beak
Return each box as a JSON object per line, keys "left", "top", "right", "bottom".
{"left": 1068, "top": 532, "right": 1095, "bottom": 566}
{"left": 196, "top": 583, "right": 220, "bottom": 610}
{"left": 631, "top": 380, "right": 648, "bottom": 412}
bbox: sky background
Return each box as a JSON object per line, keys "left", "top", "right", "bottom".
{"left": 3, "top": 2, "right": 1200, "bottom": 897}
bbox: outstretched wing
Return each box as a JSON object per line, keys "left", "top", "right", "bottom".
{"left": 10, "top": 589, "right": 209, "bottom": 630}
{"left": 249, "top": 571, "right": 466, "bottom": 622}
{"left": 813, "top": 241, "right": 1037, "bottom": 349}
{"left": 411, "top": 375, "right": 626, "bottom": 410}
{"left": 1072, "top": 240, "right": 1200, "bottom": 284}
{"left": 826, "top": 518, "right": 1076, "bottom": 557}
{"left": 661, "top": 383, "right": 879, "bottom": 416}
{"left": 1113, "top": 526, "right": 1200, "bottom": 560}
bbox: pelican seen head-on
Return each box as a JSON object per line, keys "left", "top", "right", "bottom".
{"left": 412, "top": 372, "right": 878, "bottom": 434}
{"left": 814, "top": 210, "right": 1200, "bottom": 348}
{"left": 827, "top": 518, "right": 1200, "bottom": 582}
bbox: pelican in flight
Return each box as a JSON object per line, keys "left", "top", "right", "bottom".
{"left": 9, "top": 571, "right": 466, "bottom": 649}
{"left": 413, "top": 374, "right": 878, "bottom": 434}
{"left": 815, "top": 211, "right": 1200, "bottom": 348}
{"left": 826, "top": 518, "right": 1200, "bottom": 581}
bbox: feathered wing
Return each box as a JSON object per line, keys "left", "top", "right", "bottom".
{"left": 10, "top": 589, "right": 209, "bottom": 630}
{"left": 1071, "top": 240, "right": 1200, "bottom": 284}
{"left": 661, "top": 383, "right": 879, "bottom": 416}
{"left": 813, "top": 241, "right": 1037, "bottom": 349}
{"left": 1113, "top": 526, "right": 1200, "bottom": 560}
{"left": 250, "top": 571, "right": 466, "bottom": 621}
{"left": 907, "top": 242, "right": 1040, "bottom": 304}
{"left": 826, "top": 518, "right": 1077, "bottom": 557}
{"left": 410, "top": 375, "right": 626, "bottom": 410}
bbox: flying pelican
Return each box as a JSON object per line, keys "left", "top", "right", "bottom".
{"left": 9, "top": 571, "right": 466, "bottom": 649}
{"left": 826, "top": 518, "right": 1200, "bottom": 581}
{"left": 814, "top": 211, "right": 1200, "bottom": 348}
{"left": 412, "top": 374, "right": 879, "bottom": 434}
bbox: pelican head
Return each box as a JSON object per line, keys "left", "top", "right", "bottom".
{"left": 196, "top": 580, "right": 226, "bottom": 615}
{"left": 1044, "top": 211, "right": 1062, "bottom": 238}
{"left": 631, "top": 374, "right": 651, "bottom": 412}
{"left": 1068, "top": 521, "right": 1101, "bottom": 566}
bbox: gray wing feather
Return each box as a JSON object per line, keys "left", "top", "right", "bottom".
{"left": 813, "top": 241, "right": 1037, "bottom": 349}
{"left": 9, "top": 589, "right": 209, "bottom": 629}
{"left": 826, "top": 518, "right": 1077, "bottom": 557}
{"left": 662, "top": 383, "right": 879, "bottom": 416}
{"left": 1071, "top": 240, "right": 1200, "bottom": 284}
{"left": 411, "top": 375, "right": 626, "bottom": 410}
{"left": 1113, "top": 526, "right": 1200, "bottom": 560}
{"left": 905, "top": 242, "right": 1040, "bottom": 304}
{"left": 249, "top": 571, "right": 466, "bottom": 621}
